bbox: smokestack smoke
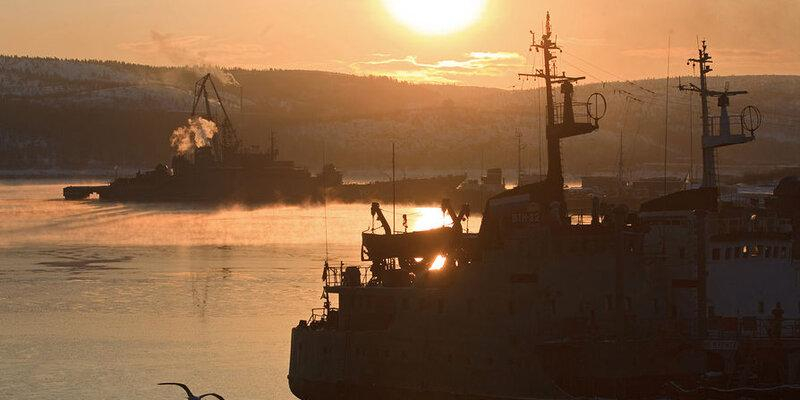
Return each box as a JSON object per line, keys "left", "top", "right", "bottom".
{"left": 170, "top": 116, "right": 219, "bottom": 155}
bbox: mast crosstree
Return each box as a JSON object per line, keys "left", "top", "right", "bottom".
{"left": 678, "top": 41, "right": 760, "bottom": 188}
{"left": 518, "top": 12, "right": 604, "bottom": 217}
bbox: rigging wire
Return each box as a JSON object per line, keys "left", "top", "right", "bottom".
{"left": 322, "top": 140, "right": 329, "bottom": 262}
{"left": 664, "top": 34, "right": 671, "bottom": 196}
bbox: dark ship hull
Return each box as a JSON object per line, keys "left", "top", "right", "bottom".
{"left": 332, "top": 174, "right": 467, "bottom": 205}
{"left": 64, "top": 167, "right": 466, "bottom": 205}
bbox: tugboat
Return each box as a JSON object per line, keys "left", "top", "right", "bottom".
{"left": 289, "top": 15, "right": 800, "bottom": 400}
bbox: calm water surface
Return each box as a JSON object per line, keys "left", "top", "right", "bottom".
{"left": 0, "top": 180, "right": 478, "bottom": 399}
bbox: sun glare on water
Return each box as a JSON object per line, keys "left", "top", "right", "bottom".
{"left": 382, "top": 0, "right": 487, "bottom": 35}
{"left": 412, "top": 207, "right": 453, "bottom": 231}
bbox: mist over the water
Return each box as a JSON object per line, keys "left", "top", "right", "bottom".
{"left": 0, "top": 180, "right": 478, "bottom": 399}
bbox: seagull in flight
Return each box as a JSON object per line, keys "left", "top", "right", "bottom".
{"left": 158, "top": 382, "right": 225, "bottom": 400}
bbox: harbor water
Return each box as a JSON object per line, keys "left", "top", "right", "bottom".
{"left": 0, "top": 180, "right": 478, "bottom": 399}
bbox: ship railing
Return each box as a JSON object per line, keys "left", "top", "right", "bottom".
{"left": 553, "top": 102, "right": 594, "bottom": 125}
{"left": 323, "top": 264, "right": 372, "bottom": 288}
{"left": 705, "top": 317, "right": 800, "bottom": 339}
{"left": 708, "top": 114, "right": 753, "bottom": 138}
{"left": 538, "top": 317, "right": 800, "bottom": 340}
{"left": 308, "top": 307, "right": 328, "bottom": 324}
{"left": 305, "top": 307, "right": 339, "bottom": 331}
{"left": 707, "top": 216, "right": 792, "bottom": 236}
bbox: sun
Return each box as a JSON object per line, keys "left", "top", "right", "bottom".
{"left": 382, "top": 0, "right": 487, "bottom": 35}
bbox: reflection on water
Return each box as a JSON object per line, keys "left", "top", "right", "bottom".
{"left": 0, "top": 180, "right": 481, "bottom": 399}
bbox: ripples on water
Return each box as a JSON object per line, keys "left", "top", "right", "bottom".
{"left": 0, "top": 180, "right": 480, "bottom": 399}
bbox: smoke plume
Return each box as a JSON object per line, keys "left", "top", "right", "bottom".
{"left": 170, "top": 116, "right": 219, "bottom": 155}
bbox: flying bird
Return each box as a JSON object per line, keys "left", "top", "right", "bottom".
{"left": 158, "top": 382, "right": 225, "bottom": 400}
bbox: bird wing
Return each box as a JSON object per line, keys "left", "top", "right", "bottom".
{"left": 158, "top": 382, "right": 195, "bottom": 398}
{"left": 199, "top": 393, "right": 225, "bottom": 400}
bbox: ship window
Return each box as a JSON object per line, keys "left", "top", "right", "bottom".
{"left": 725, "top": 247, "right": 732, "bottom": 260}
{"left": 742, "top": 246, "right": 749, "bottom": 257}
{"left": 758, "top": 301, "right": 765, "bottom": 314}
{"left": 712, "top": 248, "right": 720, "bottom": 261}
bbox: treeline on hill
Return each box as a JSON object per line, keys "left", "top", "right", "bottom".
{"left": 1, "top": 55, "right": 799, "bottom": 178}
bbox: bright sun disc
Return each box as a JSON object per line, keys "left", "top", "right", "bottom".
{"left": 383, "top": 0, "right": 486, "bottom": 35}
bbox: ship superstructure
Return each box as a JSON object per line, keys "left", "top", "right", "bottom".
{"left": 634, "top": 43, "right": 800, "bottom": 395}
{"left": 289, "top": 15, "right": 800, "bottom": 400}
{"left": 289, "top": 14, "right": 714, "bottom": 399}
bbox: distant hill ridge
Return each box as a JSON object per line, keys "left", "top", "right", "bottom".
{"left": 1, "top": 55, "right": 799, "bottom": 177}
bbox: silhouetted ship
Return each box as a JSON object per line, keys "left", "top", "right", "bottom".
{"left": 63, "top": 74, "right": 465, "bottom": 205}
{"left": 289, "top": 16, "right": 800, "bottom": 400}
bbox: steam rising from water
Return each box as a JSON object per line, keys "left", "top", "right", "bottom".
{"left": 170, "top": 116, "right": 218, "bottom": 155}
{"left": 0, "top": 182, "right": 481, "bottom": 248}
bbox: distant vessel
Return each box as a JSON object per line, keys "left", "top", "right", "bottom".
{"left": 63, "top": 74, "right": 329, "bottom": 203}
{"left": 289, "top": 16, "right": 800, "bottom": 400}
{"left": 449, "top": 167, "right": 506, "bottom": 209}
{"left": 63, "top": 74, "right": 464, "bottom": 205}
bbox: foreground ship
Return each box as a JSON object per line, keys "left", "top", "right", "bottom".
{"left": 289, "top": 16, "right": 800, "bottom": 400}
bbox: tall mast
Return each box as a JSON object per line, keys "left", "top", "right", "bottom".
{"left": 679, "top": 41, "right": 755, "bottom": 189}
{"left": 517, "top": 130, "right": 523, "bottom": 186}
{"left": 518, "top": 12, "right": 602, "bottom": 218}
{"left": 392, "top": 142, "right": 396, "bottom": 234}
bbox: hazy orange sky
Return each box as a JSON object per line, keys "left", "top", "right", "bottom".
{"left": 1, "top": 0, "right": 798, "bottom": 87}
